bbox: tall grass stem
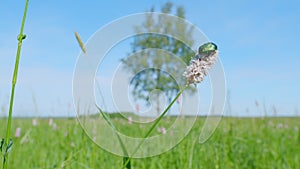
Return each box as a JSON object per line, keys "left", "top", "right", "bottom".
{"left": 3, "top": 0, "right": 29, "bottom": 168}
{"left": 122, "top": 85, "right": 187, "bottom": 168}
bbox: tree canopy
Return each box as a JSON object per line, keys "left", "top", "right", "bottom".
{"left": 121, "top": 2, "right": 196, "bottom": 114}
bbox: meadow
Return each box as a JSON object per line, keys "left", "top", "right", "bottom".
{"left": 0, "top": 117, "right": 299, "bottom": 169}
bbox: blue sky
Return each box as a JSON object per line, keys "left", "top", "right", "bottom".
{"left": 0, "top": 0, "right": 299, "bottom": 117}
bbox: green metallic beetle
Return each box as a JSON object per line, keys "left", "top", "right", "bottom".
{"left": 192, "top": 42, "right": 218, "bottom": 61}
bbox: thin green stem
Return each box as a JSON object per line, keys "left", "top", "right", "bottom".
{"left": 122, "top": 85, "right": 188, "bottom": 168}
{"left": 74, "top": 31, "right": 131, "bottom": 169}
{"left": 3, "top": 0, "right": 29, "bottom": 168}
{"left": 95, "top": 105, "right": 130, "bottom": 169}
{"left": 73, "top": 31, "right": 188, "bottom": 169}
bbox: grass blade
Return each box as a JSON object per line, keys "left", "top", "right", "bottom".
{"left": 122, "top": 85, "right": 187, "bottom": 168}
{"left": 95, "top": 105, "right": 130, "bottom": 169}
{"left": 3, "top": 0, "right": 29, "bottom": 168}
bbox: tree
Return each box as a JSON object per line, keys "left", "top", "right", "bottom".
{"left": 121, "top": 2, "right": 196, "bottom": 115}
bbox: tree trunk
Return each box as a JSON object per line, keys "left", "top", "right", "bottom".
{"left": 156, "top": 92, "right": 160, "bottom": 115}
{"left": 156, "top": 69, "right": 161, "bottom": 115}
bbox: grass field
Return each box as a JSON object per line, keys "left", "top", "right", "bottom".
{"left": 0, "top": 117, "right": 299, "bottom": 169}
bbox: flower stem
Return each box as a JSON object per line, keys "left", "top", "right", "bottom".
{"left": 95, "top": 105, "right": 131, "bottom": 169}
{"left": 122, "top": 85, "right": 188, "bottom": 168}
{"left": 3, "top": 0, "right": 29, "bottom": 168}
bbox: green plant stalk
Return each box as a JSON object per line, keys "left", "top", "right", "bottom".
{"left": 74, "top": 31, "right": 131, "bottom": 169}
{"left": 122, "top": 85, "right": 188, "bottom": 168}
{"left": 95, "top": 105, "right": 130, "bottom": 169}
{"left": 74, "top": 31, "right": 188, "bottom": 169}
{"left": 3, "top": 0, "right": 29, "bottom": 168}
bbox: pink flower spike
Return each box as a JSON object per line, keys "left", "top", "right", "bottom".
{"left": 32, "top": 118, "right": 38, "bottom": 126}
{"left": 15, "top": 127, "right": 21, "bottom": 138}
{"left": 158, "top": 127, "right": 167, "bottom": 134}
{"left": 161, "top": 127, "right": 167, "bottom": 134}
{"left": 49, "top": 118, "right": 53, "bottom": 126}
{"left": 135, "top": 104, "right": 140, "bottom": 113}
{"left": 183, "top": 43, "right": 218, "bottom": 85}
{"left": 128, "top": 116, "right": 133, "bottom": 124}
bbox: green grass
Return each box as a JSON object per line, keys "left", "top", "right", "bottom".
{"left": 0, "top": 117, "right": 299, "bottom": 168}
{"left": 2, "top": 0, "right": 29, "bottom": 168}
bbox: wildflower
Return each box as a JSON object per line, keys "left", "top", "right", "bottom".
{"left": 158, "top": 127, "right": 167, "bottom": 134}
{"left": 285, "top": 124, "right": 289, "bottom": 129}
{"left": 48, "top": 118, "right": 53, "bottom": 126}
{"left": 183, "top": 42, "right": 218, "bottom": 85}
{"left": 32, "top": 118, "right": 38, "bottom": 126}
{"left": 15, "top": 127, "right": 21, "bottom": 138}
{"left": 135, "top": 104, "right": 140, "bottom": 113}
{"left": 128, "top": 116, "right": 133, "bottom": 124}
{"left": 161, "top": 128, "right": 166, "bottom": 134}
{"left": 277, "top": 123, "right": 283, "bottom": 129}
